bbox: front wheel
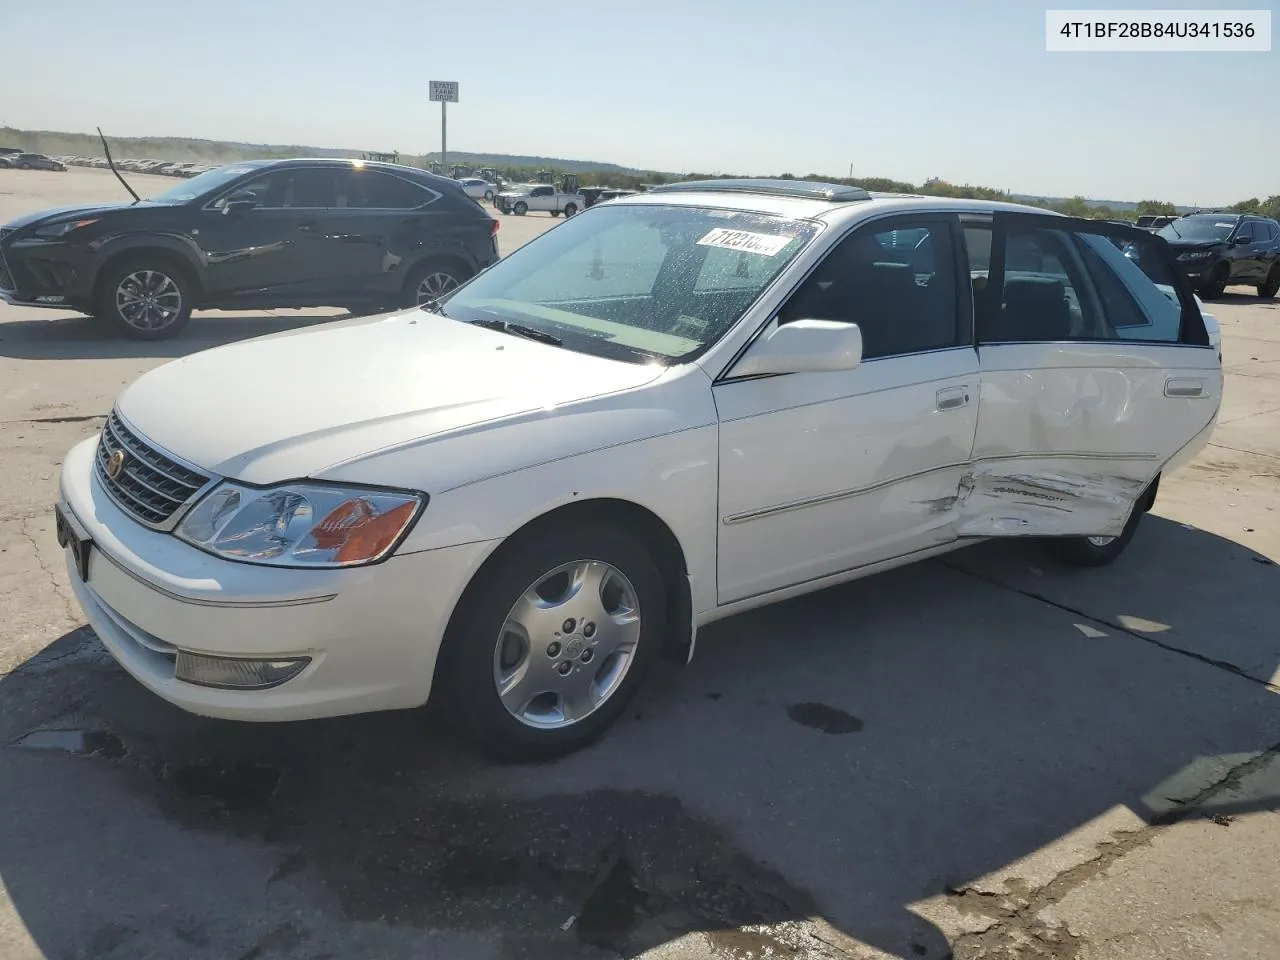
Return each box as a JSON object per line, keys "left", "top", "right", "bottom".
{"left": 1045, "top": 507, "right": 1143, "bottom": 567}
{"left": 1199, "top": 264, "right": 1229, "bottom": 300}
{"left": 94, "top": 260, "right": 194, "bottom": 340}
{"left": 438, "top": 525, "right": 666, "bottom": 760}
{"left": 514, "top": 201, "right": 528, "bottom": 216}
{"left": 1258, "top": 268, "right": 1279, "bottom": 299}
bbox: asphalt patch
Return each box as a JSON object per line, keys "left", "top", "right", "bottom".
{"left": 171, "top": 761, "right": 281, "bottom": 812}
{"left": 785, "top": 702, "right": 864, "bottom": 735}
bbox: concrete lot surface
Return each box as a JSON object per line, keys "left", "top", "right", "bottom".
{"left": 1, "top": 167, "right": 1278, "bottom": 959}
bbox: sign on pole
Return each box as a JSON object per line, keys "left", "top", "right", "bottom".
{"left": 429, "top": 81, "right": 459, "bottom": 103}
{"left": 429, "top": 81, "right": 458, "bottom": 171}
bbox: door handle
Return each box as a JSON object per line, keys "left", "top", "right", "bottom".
{"left": 936, "top": 386, "right": 971, "bottom": 411}
{"left": 1165, "top": 378, "right": 1206, "bottom": 398}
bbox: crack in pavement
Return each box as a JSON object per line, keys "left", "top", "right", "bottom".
{"left": 947, "top": 742, "right": 1280, "bottom": 959}
{"left": 0, "top": 414, "right": 107, "bottom": 426}
{"left": 936, "top": 560, "right": 1280, "bottom": 694}
{"left": 1206, "top": 442, "right": 1280, "bottom": 463}
{"left": 18, "top": 516, "right": 79, "bottom": 626}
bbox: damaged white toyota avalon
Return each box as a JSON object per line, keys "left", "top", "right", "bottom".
{"left": 56, "top": 180, "right": 1222, "bottom": 759}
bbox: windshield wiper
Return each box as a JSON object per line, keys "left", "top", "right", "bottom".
{"left": 468, "top": 317, "right": 563, "bottom": 346}
{"left": 418, "top": 297, "right": 447, "bottom": 315}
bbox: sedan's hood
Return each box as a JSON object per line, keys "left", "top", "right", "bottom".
{"left": 2, "top": 200, "right": 145, "bottom": 231}
{"left": 116, "top": 312, "right": 665, "bottom": 484}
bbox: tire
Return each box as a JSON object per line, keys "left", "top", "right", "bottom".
{"left": 94, "top": 258, "right": 194, "bottom": 340}
{"left": 514, "top": 201, "right": 528, "bottom": 216}
{"left": 18, "top": 162, "right": 31, "bottom": 170}
{"left": 484, "top": 190, "right": 494, "bottom": 202}
{"left": 549, "top": 210, "right": 560, "bottom": 218}
{"left": 564, "top": 203, "right": 578, "bottom": 217}
{"left": 401, "top": 259, "right": 468, "bottom": 308}
{"left": 1259, "top": 268, "right": 1279, "bottom": 299}
{"left": 438, "top": 524, "right": 666, "bottom": 761}
{"left": 1199, "top": 264, "right": 1229, "bottom": 300}
{"left": 1045, "top": 505, "right": 1144, "bottom": 567}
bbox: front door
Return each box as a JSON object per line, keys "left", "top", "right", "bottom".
{"left": 197, "top": 166, "right": 337, "bottom": 303}
{"left": 714, "top": 215, "right": 980, "bottom": 604}
{"left": 959, "top": 212, "right": 1221, "bottom": 538}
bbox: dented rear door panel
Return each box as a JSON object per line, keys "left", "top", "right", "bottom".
{"left": 961, "top": 341, "right": 1221, "bottom": 538}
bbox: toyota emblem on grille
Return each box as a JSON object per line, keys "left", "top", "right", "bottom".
{"left": 106, "top": 449, "right": 126, "bottom": 480}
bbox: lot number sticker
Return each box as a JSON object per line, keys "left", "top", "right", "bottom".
{"left": 697, "top": 228, "right": 791, "bottom": 257}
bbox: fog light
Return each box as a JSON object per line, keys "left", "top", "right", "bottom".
{"left": 174, "top": 651, "right": 310, "bottom": 690}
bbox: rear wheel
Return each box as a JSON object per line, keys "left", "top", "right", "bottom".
{"left": 94, "top": 259, "right": 194, "bottom": 340}
{"left": 438, "top": 525, "right": 665, "bottom": 760}
{"left": 402, "top": 259, "right": 467, "bottom": 308}
{"left": 1045, "top": 505, "right": 1144, "bottom": 567}
{"left": 484, "top": 190, "right": 494, "bottom": 202}
{"left": 1259, "top": 267, "right": 1279, "bottom": 299}
{"left": 564, "top": 203, "right": 578, "bottom": 217}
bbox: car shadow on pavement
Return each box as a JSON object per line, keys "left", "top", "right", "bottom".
{"left": 0, "top": 515, "right": 1278, "bottom": 959}
{"left": 0, "top": 309, "right": 345, "bottom": 361}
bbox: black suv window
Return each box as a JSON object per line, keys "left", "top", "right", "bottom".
{"left": 222, "top": 168, "right": 336, "bottom": 208}
{"left": 339, "top": 170, "right": 434, "bottom": 209}
{"left": 778, "top": 218, "right": 962, "bottom": 360}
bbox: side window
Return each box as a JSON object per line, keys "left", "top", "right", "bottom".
{"left": 982, "top": 226, "right": 1097, "bottom": 342}
{"left": 1073, "top": 234, "right": 1180, "bottom": 341}
{"left": 778, "top": 219, "right": 960, "bottom": 360}
{"left": 221, "top": 169, "right": 335, "bottom": 208}
{"left": 534, "top": 186, "right": 554, "bottom": 197}
{"left": 347, "top": 171, "right": 433, "bottom": 209}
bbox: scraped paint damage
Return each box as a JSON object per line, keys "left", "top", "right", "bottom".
{"left": 920, "top": 466, "right": 1149, "bottom": 538}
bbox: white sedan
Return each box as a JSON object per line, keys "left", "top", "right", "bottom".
{"left": 56, "top": 180, "right": 1222, "bottom": 759}
{"left": 457, "top": 177, "right": 495, "bottom": 202}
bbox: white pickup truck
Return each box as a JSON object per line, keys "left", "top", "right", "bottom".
{"left": 495, "top": 183, "right": 583, "bottom": 217}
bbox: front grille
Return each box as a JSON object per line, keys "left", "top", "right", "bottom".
{"left": 94, "top": 411, "right": 211, "bottom": 527}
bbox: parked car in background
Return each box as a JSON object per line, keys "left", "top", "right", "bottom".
{"left": 1, "top": 158, "right": 499, "bottom": 338}
{"left": 1157, "top": 213, "right": 1280, "bottom": 299}
{"left": 1136, "top": 215, "right": 1177, "bottom": 232}
{"left": 458, "top": 177, "right": 496, "bottom": 202}
{"left": 53, "top": 180, "right": 1222, "bottom": 759}
{"left": 3, "top": 153, "right": 65, "bottom": 171}
{"left": 495, "top": 182, "right": 583, "bottom": 217}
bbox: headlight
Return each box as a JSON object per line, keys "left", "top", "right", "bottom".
{"left": 1177, "top": 250, "right": 1212, "bottom": 261}
{"left": 34, "top": 218, "right": 99, "bottom": 239}
{"left": 176, "top": 482, "right": 425, "bottom": 568}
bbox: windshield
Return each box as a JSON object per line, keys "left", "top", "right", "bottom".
{"left": 148, "top": 164, "right": 265, "bottom": 204}
{"left": 1157, "top": 218, "right": 1235, "bottom": 242}
{"left": 440, "top": 204, "right": 819, "bottom": 364}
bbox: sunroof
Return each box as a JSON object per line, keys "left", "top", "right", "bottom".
{"left": 649, "top": 179, "right": 872, "bottom": 202}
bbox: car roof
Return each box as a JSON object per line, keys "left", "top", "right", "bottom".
{"left": 613, "top": 180, "right": 1056, "bottom": 221}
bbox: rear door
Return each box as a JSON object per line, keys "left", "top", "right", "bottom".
{"left": 961, "top": 213, "right": 1221, "bottom": 539}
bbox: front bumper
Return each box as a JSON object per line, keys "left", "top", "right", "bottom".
{"left": 1174, "top": 255, "right": 1219, "bottom": 284}
{"left": 59, "top": 436, "right": 496, "bottom": 722}
{"left": 0, "top": 236, "right": 92, "bottom": 309}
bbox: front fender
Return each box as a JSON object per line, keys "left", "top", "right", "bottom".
{"left": 88, "top": 231, "right": 204, "bottom": 285}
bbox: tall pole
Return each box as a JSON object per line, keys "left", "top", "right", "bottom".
{"left": 441, "top": 100, "right": 448, "bottom": 172}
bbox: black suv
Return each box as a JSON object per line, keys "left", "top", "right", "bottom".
{"left": 1157, "top": 213, "right": 1280, "bottom": 299}
{"left": 0, "top": 158, "right": 500, "bottom": 338}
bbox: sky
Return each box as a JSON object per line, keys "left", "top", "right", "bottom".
{"left": 2, "top": 0, "right": 1277, "bottom": 206}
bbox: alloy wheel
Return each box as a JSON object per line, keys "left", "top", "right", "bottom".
{"left": 416, "top": 271, "right": 459, "bottom": 304}
{"left": 115, "top": 270, "right": 183, "bottom": 331}
{"left": 492, "top": 560, "right": 641, "bottom": 729}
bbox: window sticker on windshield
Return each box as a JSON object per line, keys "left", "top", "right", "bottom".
{"left": 696, "top": 228, "right": 791, "bottom": 257}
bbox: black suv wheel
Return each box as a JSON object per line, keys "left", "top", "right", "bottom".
{"left": 94, "top": 259, "right": 194, "bottom": 340}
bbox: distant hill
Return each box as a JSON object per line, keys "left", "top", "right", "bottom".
{"left": 0, "top": 127, "right": 643, "bottom": 175}
{"left": 1011, "top": 194, "right": 1198, "bottom": 214}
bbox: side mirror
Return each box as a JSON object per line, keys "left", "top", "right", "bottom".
{"left": 731, "top": 319, "right": 863, "bottom": 378}
{"left": 222, "top": 197, "right": 257, "bottom": 216}
{"left": 1231, "top": 234, "right": 1251, "bottom": 245}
